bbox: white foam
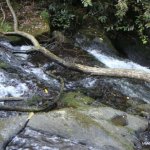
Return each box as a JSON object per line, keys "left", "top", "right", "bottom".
{"left": 0, "top": 41, "right": 33, "bottom": 51}
{"left": 0, "top": 41, "right": 14, "bottom": 49}
{"left": 83, "top": 47, "right": 150, "bottom": 103}
{"left": 81, "top": 77, "right": 97, "bottom": 88}
{"left": 31, "top": 68, "right": 49, "bottom": 81}
{"left": 0, "top": 71, "right": 29, "bottom": 97}
{"left": 87, "top": 48, "right": 150, "bottom": 72}
{"left": 0, "top": 83, "right": 29, "bottom": 97}
{"left": 0, "top": 72, "right": 6, "bottom": 83}
{"left": 20, "top": 45, "right": 33, "bottom": 51}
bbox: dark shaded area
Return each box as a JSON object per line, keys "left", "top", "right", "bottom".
{"left": 111, "top": 33, "right": 150, "bottom": 67}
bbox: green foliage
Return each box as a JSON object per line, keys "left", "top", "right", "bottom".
{"left": 0, "top": 61, "right": 9, "bottom": 69}
{"left": 98, "top": 16, "right": 107, "bottom": 23}
{"left": 0, "top": 20, "right": 12, "bottom": 32}
{"left": 115, "top": 0, "right": 128, "bottom": 19}
{"left": 27, "top": 95, "right": 42, "bottom": 106}
{"left": 114, "top": 0, "right": 150, "bottom": 44}
{"left": 81, "top": 0, "right": 92, "bottom": 7}
{"left": 49, "top": 3, "right": 75, "bottom": 30}
{"left": 51, "top": 9, "right": 75, "bottom": 30}
{"left": 37, "top": 0, "right": 150, "bottom": 43}
{"left": 40, "top": 10, "right": 49, "bottom": 23}
{"left": 85, "top": 0, "right": 150, "bottom": 44}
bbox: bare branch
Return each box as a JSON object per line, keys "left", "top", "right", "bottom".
{"left": 6, "top": 0, "right": 18, "bottom": 31}
{"left": 0, "top": 97, "right": 26, "bottom": 102}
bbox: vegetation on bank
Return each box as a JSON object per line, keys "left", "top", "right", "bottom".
{"left": 39, "top": 0, "right": 150, "bottom": 44}
{"left": 0, "top": 0, "right": 150, "bottom": 44}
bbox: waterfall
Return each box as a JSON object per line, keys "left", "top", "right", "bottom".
{"left": 76, "top": 37, "right": 150, "bottom": 103}
{"left": 86, "top": 48, "right": 150, "bottom": 72}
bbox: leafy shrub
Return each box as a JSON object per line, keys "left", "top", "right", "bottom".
{"left": 0, "top": 20, "right": 12, "bottom": 32}
{"left": 51, "top": 9, "right": 75, "bottom": 30}
{"left": 81, "top": 0, "right": 92, "bottom": 7}
{"left": 83, "top": 0, "right": 150, "bottom": 44}
{"left": 40, "top": 10, "right": 49, "bottom": 23}
{"left": 49, "top": 3, "right": 75, "bottom": 30}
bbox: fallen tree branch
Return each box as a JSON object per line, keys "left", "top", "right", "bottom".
{"left": 3, "top": 0, "right": 150, "bottom": 83}
{"left": 6, "top": 0, "right": 18, "bottom": 31}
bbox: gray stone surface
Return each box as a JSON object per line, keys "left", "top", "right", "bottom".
{"left": 0, "top": 107, "right": 148, "bottom": 150}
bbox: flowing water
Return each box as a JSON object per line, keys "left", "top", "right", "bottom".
{"left": 0, "top": 40, "right": 60, "bottom": 118}
{"left": 0, "top": 41, "right": 59, "bottom": 98}
{"left": 74, "top": 35, "right": 150, "bottom": 104}
{"left": 0, "top": 36, "right": 150, "bottom": 149}
{"left": 1, "top": 37, "right": 149, "bottom": 104}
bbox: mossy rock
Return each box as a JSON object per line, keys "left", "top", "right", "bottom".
{"left": 61, "top": 91, "right": 94, "bottom": 108}
{"left": 26, "top": 95, "right": 42, "bottom": 106}
{"left": 19, "top": 18, "right": 49, "bottom": 37}
{"left": 0, "top": 61, "right": 10, "bottom": 69}
{"left": 77, "top": 26, "right": 119, "bottom": 56}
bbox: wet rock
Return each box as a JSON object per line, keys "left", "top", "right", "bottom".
{"left": 6, "top": 127, "right": 95, "bottom": 150}
{"left": 136, "top": 120, "right": 150, "bottom": 150}
{"left": 60, "top": 91, "right": 94, "bottom": 108}
{"left": 113, "top": 34, "right": 150, "bottom": 67}
{"left": 0, "top": 115, "right": 27, "bottom": 149}
{"left": 52, "top": 31, "right": 71, "bottom": 44}
{"left": 75, "top": 26, "right": 120, "bottom": 57}
{"left": 111, "top": 114, "right": 128, "bottom": 126}
{"left": 127, "top": 100, "right": 150, "bottom": 117}
{"left": 0, "top": 107, "right": 148, "bottom": 150}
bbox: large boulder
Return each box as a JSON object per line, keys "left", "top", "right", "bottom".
{"left": 0, "top": 107, "right": 148, "bottom": 150}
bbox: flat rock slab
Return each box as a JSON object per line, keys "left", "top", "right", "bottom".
{"left": 0, "top": 115, "right": 27, "bottom": 149}
{"left": 0, "top": 107, "right": 148, "bottom": 150}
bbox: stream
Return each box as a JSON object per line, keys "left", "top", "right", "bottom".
{"left": 75, "top": 34, "right": 150, "bottom": 103}
{"left": 0, "top": 33, "right": 150, "bottom": 149}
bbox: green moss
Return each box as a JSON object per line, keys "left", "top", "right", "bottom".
{"left": 69, "top": 109, "right": 100, "bottom": 128}
{"left": 0, "top": 61, "right": 9, "bottom": 69}
{"left": 26, "top": 95, "right": 42, "bottom": 106}
{"left": 61, "top": 91, "right": 94, "bottom": 108}
{"left": 19, "top": 19, "right": 50, "bottom": 37}
{"left": 40, "top": 10, "right": 50, "bottom": 23}
{"left": 0, "top": 20, "right": 13, "bottom": 32}
{"left": 69, "top": 109, "right": 133, "bottom": 150}
{"left": 0, "top": 121, "right": 5, "bottom": 141}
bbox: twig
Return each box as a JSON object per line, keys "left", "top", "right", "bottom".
{"left": 6, "top": 0, "right": 18, "bottom": 31}
{"left": 0, "top": 97, "right": 27, "bottom": 102}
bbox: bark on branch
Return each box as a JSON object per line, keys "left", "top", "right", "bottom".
{"left": 3, "top": 0, "right": 150, "bottom": 82}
